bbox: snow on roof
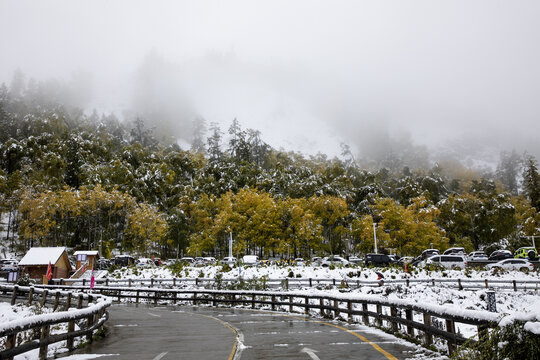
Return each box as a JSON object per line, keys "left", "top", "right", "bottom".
{"left": 18, "top": 247, "right": 67, "bottom": 266}
{"left": 73, "top": 251, "right": 99, "bottom": 256}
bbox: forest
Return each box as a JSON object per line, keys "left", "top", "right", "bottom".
{"left": 0, "top": 78, "right": 539, "bottom": 260}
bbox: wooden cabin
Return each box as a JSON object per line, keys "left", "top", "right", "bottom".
{"left": 73, "top": 250, "right": 100, "bottom": 270}
{"left": 18, "top": 247, "right": 71, "bottom": 284}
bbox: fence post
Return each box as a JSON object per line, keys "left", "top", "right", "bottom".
{"left": 67, "top": 319, "right": 75, "bottom": 350}
{"left": 362, "top": 303, "right": 369, "bottom": 325}
{"left": 309, "top": 278, "right": 312, "bottom": 287}
{"left": 154, "top": 291, "right": 158, "bottom": 305}
{"left": 305, "top": 297, "right": 309, "bottom": 314}
{"left": 423, "top": 313, "right": 433, "bottom": 346}
{"left": 173, "top": 278, "right": 176, "bottom": 287}
{"left": 77, "top": 294, "right": 83, "bottom": 309}
{"left": 83, "top": 279, "right": 86, "bottom": 287}
{"left": 334, "top": 299, "right": 339, "bottom": 318}
{"left": 252, "top": 294, "right": 256, "bottom": 309}
{"left": 11, "top": 285, "right": 18, "bottom": 305}
{"left": 136, "top": 290, "right": 140, "bottom": 304}
{"left": 485, "top": 279, "right": 489, "bottom": 288}
{"left": 390, "top": 306, "right": 398, "bottom": 332}
{"left": 458, "top": 279, "right": 463, "bottom": 291}
{"left": 446, "top": 319, "right": 457, "bottom": 354}
{"left": 513, "top": 280, "right": 517, "bottom": 291}
{"left": 405, "top": 309, "right": 414, "bottom": 337}
{"left": 486, "top": 291, "right": 497, "bottom": 312}
{"left": 289, "top": 296, "right": 293, "bottom": 312}
{"left": 193, "top": 292, "right": 198, "bottom": 305}
{"left": 151, "top": 278, "right": 154, "bottom": 288}
{"left": 173, "top": 291, "right": 177, "bottom": 304}
{"left": 53, "top": 291, "right": 60, "bottom": 311}
{"left": 320, "top": 298, "right": 325, "bottom": 317}
{"left": 376, "top": 304, "right": 382, "bottom": 327}
{"left": 41, "top": 290, "right": 48, "bottom": 306}
{"left": 406, "top": 279, "right": 410, "bottom": 287}
{"left": 272, "top": 295, "right": 276, "bottom": 311}
{"left": 347, "top": 301, "right": 353, "bottom": 323}
{"left": 106, "top": 278, "right": 109, "bottom": 286}
{"left": 27, "top": 287, "right": 34, "bottom": 305}
{"left": 65, "top": 292, "right": 72, "bottom": 310}
{"left": 86, "top": 315, "right": 94, "bottom": 342}
{"left": 39, "top": 325, "right": 50, "bottom": 360}
{"left": 285, "top": 278, "right": 289, "bottom": 290}
{"left": 213, "top": 293, "right": 217, "bottom": 307}
{"left": 128, "top": 279, "right": 132, "bottom": 287}
{"left": 6, "top": 332, "right": 16, "bottom": 359}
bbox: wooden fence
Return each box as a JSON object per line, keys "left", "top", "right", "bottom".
{"left": 43, "top": 284, "right": 500, "bottom": 355}
{"left": 0, "top": 285, "right": 112, "bottom": 360}
{"left": 53, "top": 276, "right": 540, "bottom": 292}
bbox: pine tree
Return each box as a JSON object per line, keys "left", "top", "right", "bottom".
{"left": 523, "top": 156, "right": 540, "bottom": 210}
{"left": 496, "top": 150, "right": 522, "bottom": 194}
{"left": 207, "top": 122, "right": 223, "bottom": 161}
{"left": 191, "top": 116, "right": 206, "bottom": 154}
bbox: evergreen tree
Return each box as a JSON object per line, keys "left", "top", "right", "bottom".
{"left": 207, "top": 122, "right": 223, "bottom": 161}
{"left": 496, "top": 150, "right": 522, "bottom": 194}
{"left": 191, "top": 116, "right": 207, "bottom": 155}
{"left": 523, "top": 156, "right": 540, "bottom": 210}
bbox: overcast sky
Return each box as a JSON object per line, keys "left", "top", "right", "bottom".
{"left": 1, "top": 0, "right": 539, "bottom": 162}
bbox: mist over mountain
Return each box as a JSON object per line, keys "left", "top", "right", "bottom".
{"left": 1, "top": 0, "right": 539, "bottom": 170}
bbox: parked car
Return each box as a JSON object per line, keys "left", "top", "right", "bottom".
{"left": 514, "top": 247, "right": 538, "bottom": 260}
{"left": 136, "top": 258, "right": 155, "bottom": 267}
{"left": 397, "top": 256, "right": 414, "bottom": 265}
{"left": 220, "top": 257, "right": 238, "bottom": 266}
{"left": 0, "top": 259, "right": 18, "bottom": 272}
{"left": 96, "top": 258, "right": 111, "bottom": 270}
{"left": 111, "top": 255, "right": 135, "bottom": 266}
{"left": 321, "top": 255, "right": 349, "bottom": 267}
{"left": 488, "top": 250, "right": 512, "bottom": 261}
{"left": 443, "top": 247, "right": 465, "bottom": 256}
{"left": 425, "top": 255, "right": 467, "bottom": 269}
{"left": 294, "top": 258, "right": 306, "bottom": 266}
{"left": 348, "top": 256, "right": 363, "bottom": 265}
{"left": 364, "top": 253, "right": 393, "bottom": 266}
{"left": 179, "top": 257, "right": 195, "bottom": 265}
{"left": 467, "top": 251, "right": 488, "bottom": 260}
{"left": 203, "top": 257, "right": 217, "bottom": 264}
{"left": 242, "top": 255, "right": 260, "bottom": 266}
{"left": 486, "top": 258, "right": 534, "bottom": 272}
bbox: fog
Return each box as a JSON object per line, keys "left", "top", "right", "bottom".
{"left": 1, "top": 0, "right": 539, "bottom": 167}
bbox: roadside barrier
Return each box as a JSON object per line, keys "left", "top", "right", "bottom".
{"left": 52, "top": 276, "right": 540, "bottom": 292}
{"left": 0, "top": 284, "right": 112, "bottom": 360}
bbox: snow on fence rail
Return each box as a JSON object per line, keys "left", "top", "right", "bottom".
{"left": 42, "top": 284, "right": 500, "bottom": 355}
{"left": 52, "top": 276, "right": 540, "bottom": 291}
{"left": 0, "top": 284, "right": 112, "bottom": 360}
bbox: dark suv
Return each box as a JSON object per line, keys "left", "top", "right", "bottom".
{"left": 364, "top": 254, "right": 393, "bottom": 266}
{"left": 488, "top": 250, "right": 512, "bottom": 261}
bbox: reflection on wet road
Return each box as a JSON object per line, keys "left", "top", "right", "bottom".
{"left": 70, "top": 304, "right": 426, "bottom": 360}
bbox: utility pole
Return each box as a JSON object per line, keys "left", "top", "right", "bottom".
{"left": 229, "top": 232, "right": 233, "bottom": 258}
{"left": 373, "top": 223, "right": 378, "bottom": 254}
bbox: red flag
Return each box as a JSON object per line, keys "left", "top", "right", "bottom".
{"left": 90, "top": 269, "right": 95, "bottom": 289}
{"left": 46, "top": 261, "right": 52, "bottom": 281}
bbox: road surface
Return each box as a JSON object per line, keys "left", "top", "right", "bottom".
{"left": 68, "top": 304, "right": 428, "bottom": 360}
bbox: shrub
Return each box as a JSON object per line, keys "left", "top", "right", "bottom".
{"left": 452, "top": 322, "right": 540, "bottom": 360}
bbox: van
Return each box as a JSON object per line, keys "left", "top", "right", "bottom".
{"left": 242, "top": 255, "right": 259, "bottom": 266}
{"left": 426, "top": 255, "right": 467, "bottom": 269}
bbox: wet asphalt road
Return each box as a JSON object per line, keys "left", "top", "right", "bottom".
{"left": 71, "top": 304, "right": 424, "bottom": 360}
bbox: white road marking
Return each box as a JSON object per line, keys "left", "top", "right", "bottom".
{"left": 152, "top": 352, "right": 168, "bottom": 360}
{"left": 147, "top": 312, "right": 161, "bottom": 318}
{"left": 300, "top": 347, "right": 321, "bottom": 360}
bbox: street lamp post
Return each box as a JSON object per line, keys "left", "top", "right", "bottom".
{"left": 373, "top": 223, "right": 378, "bottom": 254}
{"left": 229, "top": 232, "right": 233, "bottom": 258}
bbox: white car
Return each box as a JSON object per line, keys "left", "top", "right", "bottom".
{"left": 468, "top": 251, "right": 488, "bottom": 260}
{"left": 136, "top": 258, "right": 155, "bottom": 267}
{"left": 242, "top": 255, "right": 260, "bottom": 266}
{"left": 321, "top": 256, "right": 349, "bottom": 267}
{"left": 486, "top": 259, "right": 534, "bottom": 272}
{"left": 203, "top": 257, "right": 217, "bottom": 264}
{"left": 294, "top": 258, "right": 306, "bottom": 266}
{"left": 220, "top": 257, "right": 237, "bottom": 266}
{"left": 0, "top": 259, "right": 19, "bottom": 271}
{"left": 425, "top": 255, "right": 467, "bottom": 269}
